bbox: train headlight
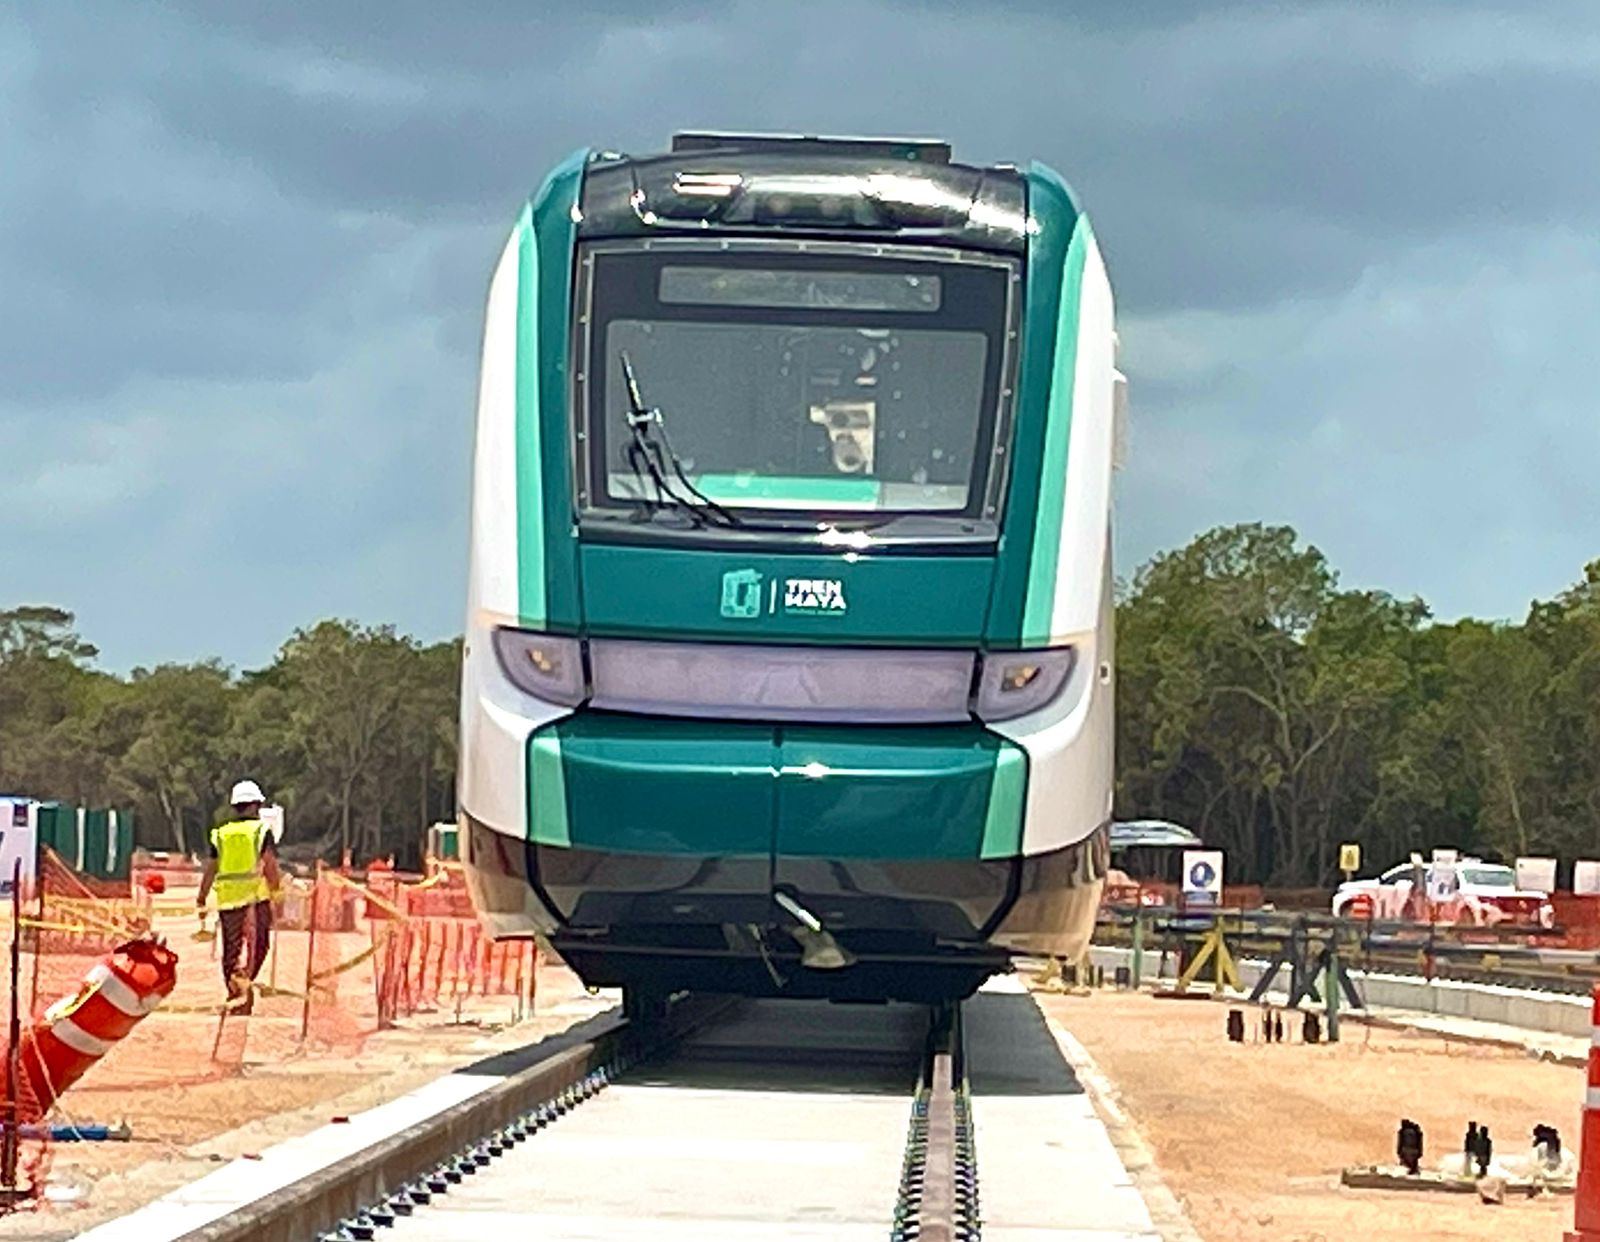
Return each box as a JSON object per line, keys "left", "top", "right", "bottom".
{"left": 975, "top": 648, "right": 1076, "bottom": 721}
{"left": 492, "top": 629, "right": 588, "bottom": 706}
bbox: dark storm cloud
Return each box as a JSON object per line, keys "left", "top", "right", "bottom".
{"left": 3, "top": 1, "right": 1598, "bottom": 668}
{"left": 0, "top": 179, "right": 364, "bottom": 399}
{"left": 143, "top": 0, "right": 730, "bottom": 69}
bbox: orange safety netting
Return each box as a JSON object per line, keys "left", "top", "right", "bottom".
{"left": 23, "top": 849, "right": 253, "bottom": 1085}
{"left": 297, "top": 864, "right": 536, "bottom": 1042}
{"left": 0, "top": 849, "right": 543, "bottom": 1211}
{"left": 0, "top": 850, "right": 540, "bottom": 1203}
{"left": 375, "top": 913, "right": 535, "bottom": 1026}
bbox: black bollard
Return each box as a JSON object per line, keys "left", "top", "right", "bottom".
{"left": 1273, "top": 1012, "right": 1285, "bottom": 1043}
{"left": 1227, "top": 1009, "right": 1245, "bottom": 1043}
{"left": 1533, "top": 1124, "right": 1561, "bottom": 1171}
{"left": 1397, "top": 1119, "right": 1424, "bottom": 1175}
{"left": 1303, "top": 1011, "right": 1321, "bottom": 1045}
{"left": 1474, "top": 1125, "right": 1493, "bottom": 1176}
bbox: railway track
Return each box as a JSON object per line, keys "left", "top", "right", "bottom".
{"left": 93, "top": 978, "right": 1161, "bottom": 1242}
{"left": 892, "top": 1005, "right": 979, "bottom": 1242}
{"left": 340, "top": 998, "right": 971, "bottom": 1241}
{"left": 1347, "top": 946, "right": 1600, "bottom": 996}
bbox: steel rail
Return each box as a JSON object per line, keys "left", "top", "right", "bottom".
{"left": 893, "top": 1004, "right": 979, "bottom": 1242}
{"left": 920, "top": 1044, "right": 958, "bottom": 1241}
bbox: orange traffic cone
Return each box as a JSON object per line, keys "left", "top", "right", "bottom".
{"left": 6, "top": 939, "right": 178, "bottom": 1122}
{"left": 1567, "top": 984, "right": 1600, "bottom": 1241}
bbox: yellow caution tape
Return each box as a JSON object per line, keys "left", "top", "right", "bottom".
{"left": 309, "top": 925, "right": 397, "bottom": 982}
{"left": 155, "top": 980, "right": 312, "bottom": 1015}
{"left": 33, "top": 905, "right": 138, "bottom": 937}
{"left": 20, "top": 917, "right": 137, "bottom": 936}
{"left": 323, "top": 872, "right": 410, "bottom": 921}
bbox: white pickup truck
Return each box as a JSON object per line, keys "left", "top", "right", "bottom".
{"left": 1332, "top": 858, "right": 1554, "bottom": 928}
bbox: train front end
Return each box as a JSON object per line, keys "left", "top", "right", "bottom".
{"left": 459, "top": 134, "right": 1122, "bottom": 1004}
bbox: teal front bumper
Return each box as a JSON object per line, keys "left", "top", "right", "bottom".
{"left": 525, "top": 712, "right": 1027, "bottom": 864}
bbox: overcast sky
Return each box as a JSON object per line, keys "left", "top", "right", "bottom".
{"left": 4, "top": 2, "right": 1598, "bottom": 671}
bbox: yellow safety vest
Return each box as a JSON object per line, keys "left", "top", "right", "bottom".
{"left": 210, "top": 819, "right": 270, "bottom": 910}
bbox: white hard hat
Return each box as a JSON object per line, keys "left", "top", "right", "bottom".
{"left": 230, "top": 779, "right": 266, "bottom": 806}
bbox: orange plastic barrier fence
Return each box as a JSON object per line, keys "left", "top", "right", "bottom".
{"left": 297, "top": 864, "right": 536, "bottom": 1046}
{"left": 0, "top": 850, "right": 544, "bottom": 1205}
{"left": 373, "top": 917, "right": 534, "bottom": 1027}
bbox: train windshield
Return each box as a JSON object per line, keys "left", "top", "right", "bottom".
{"left": 577, "top": 244, "right": 1015, "bottom": 539}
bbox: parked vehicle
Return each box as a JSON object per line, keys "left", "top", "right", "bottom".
{"left": 1104, "top": 820, "right": 1201, "bottom": 907}
{"left": 1332, "top": 857, "right": 1554, "bottom": 928}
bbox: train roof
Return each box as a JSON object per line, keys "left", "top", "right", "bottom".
{"left": 576, "top": 131, "right": 1037, "bottom": 254}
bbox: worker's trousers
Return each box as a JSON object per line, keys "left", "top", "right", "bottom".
{"left": 219, "top": 900, "right": 273, "bottom": 986}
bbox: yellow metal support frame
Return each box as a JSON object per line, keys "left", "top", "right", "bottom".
{"left": 1175, "top": 916, "right": 1242, "bottom": 993}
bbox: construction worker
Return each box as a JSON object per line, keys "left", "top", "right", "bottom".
{"left": 196, "top": 779, "right": 281, "bottom": 1013}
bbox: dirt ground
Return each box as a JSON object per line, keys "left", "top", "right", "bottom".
{"left": 1038, "top": 988, "right": 1582, "bottom": 1242}
{"left": 1, "top": 939, "right": 611, "bottom": 1241}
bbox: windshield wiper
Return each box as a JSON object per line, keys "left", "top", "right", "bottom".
{"left": 618, "top": 351, "right": 741, "bottom": 529}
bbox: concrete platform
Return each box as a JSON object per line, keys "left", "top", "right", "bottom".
{"left": 70, "top": 1009, "right": 622, "bottom": 1242}
{"left": 73, "top": 1070, "right": 504, "bottom": 1242}
{"left": 968, "top": 976, "right": 1161, "bottom": 1241}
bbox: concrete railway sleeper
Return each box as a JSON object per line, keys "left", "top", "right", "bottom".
{"left": 303, "top": 995, "right": 726, "bottom": 1242}
{"left": 142, "top": 995, "right": 721, "bottom": 1242}
{"left": 84, "top": 982, "right": 1170, "bottom": 1241}
{"left": 315, "top": 1065, "right": 622, "bottom": 1241}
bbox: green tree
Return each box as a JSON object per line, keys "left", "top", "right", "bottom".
{"left": 1119, "top": 525, "right": 1428, "bottom": 884}
{"left": 109, "top": 662, "right": 236, "bottom": 853}
{"left": 269, "top": 620, "right": 420, "bottom": 859}
{"left": 0, "top": 606, "right": 112, "bottom": 799}
{"left": 1435, "top": 623, "right": 1553, "bottom": 860}
{"left": 0, "top": 605, "right": 98, "bottom": 663}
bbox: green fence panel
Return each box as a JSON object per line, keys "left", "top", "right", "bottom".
{"left": 109, "top": 810, "right": 133, "bottom": 880}
{"left": 35, "top": 803, "right": 69, "bottom": 863}
{"left": 84, "top": 808, "right": 110, "bottom": 879}
{"left": 27, "top": 803, "right": 132, "bottom": 877}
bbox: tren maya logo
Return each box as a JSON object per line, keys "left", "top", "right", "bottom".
{"left": 720, "top": 568, "right": 763, "bottom": 619}
{"left": 719, "top": 569, "right": 848, "bottom": 619}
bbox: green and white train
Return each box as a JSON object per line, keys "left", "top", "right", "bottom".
{"left": 459, "top": 133, "right": 1124, "bottom": 1007}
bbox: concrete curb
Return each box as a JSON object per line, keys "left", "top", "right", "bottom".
{"left": 1354, "top": 1012, "right": 1588, "bottom": 1067}
{"left": 1038, "top": 1005, "right": 1205, "bottom": 1242}
{"left": 174, "top": 1019, "right": 621, "bottom": 1242}
{"left": 1088, "top": 944, "right": 1593, "bottom": 1038}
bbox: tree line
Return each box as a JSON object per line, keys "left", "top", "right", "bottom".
{"left": 3, "top": 521, "right": 1596, "bottom": 884}
{"left": 1117, "top": 524, "right": 1600, "bottom": 886}
{"left": 0, "top": 609, "right": 458, "bottom": 867}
